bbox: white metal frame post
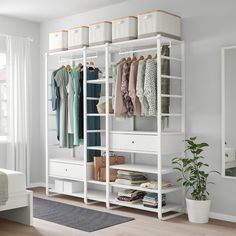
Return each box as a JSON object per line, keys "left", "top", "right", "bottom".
{"left": 157, "top": 35, "right": 162, "bottom": 220}
{"left": 83, "top": 47, "right": 88, "bottom": 204}
{"left": 105, "top": 43, "right": 110, "bottom": 208}
{"left": 181, "top": 41, "right": 186, "bottom": 211}
{"left": 45, "top": 52, "right": 49, "bottom": 196}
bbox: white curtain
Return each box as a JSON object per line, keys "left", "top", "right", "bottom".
{"left": 6, "top": 36, "right": 31, "bottom": 186}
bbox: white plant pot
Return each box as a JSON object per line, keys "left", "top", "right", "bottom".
{"left": 186, "top": 198, "right": 211, "bottom": 223}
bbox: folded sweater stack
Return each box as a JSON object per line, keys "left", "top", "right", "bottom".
{"left": 115, "top": 170, "right": 148, "bottom": 185}
{"left": 143, "top": 193, "right": 166, "bottom": 208}
{"left": 116, "top": 189, "right": 145, "bottom": 203}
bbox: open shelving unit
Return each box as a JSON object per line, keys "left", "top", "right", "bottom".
{"left": 45, "top": 34, "right": 185, "bottom": 220}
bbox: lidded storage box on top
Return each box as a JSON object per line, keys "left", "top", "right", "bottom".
{"left": 89, "top": 21, "right": 112, "bottom": 46}
{"left": 112, "top": 16, "right": 137, "bottom": 42}
{"left": 68, "top": 26, "right": 89, "bottom": 49}
{"left": 49, "top": 30, "right": 68, "bottom": 53}
{"left": 138, "top": 10, "right": 181, "bottom": 39}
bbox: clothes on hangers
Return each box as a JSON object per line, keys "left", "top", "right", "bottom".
{"left": 144, "top": 59, "right": 157, "bottom": 116}
{"left": 51, "top": 67, "right": 62, "bottom": 141}
{"left": 128, "top": 60, "right": 141, "bottom": 116}
{"left": 121, "top": 62, "right": 133, "bottom": 116}
{"left": 114, "top": 61, "right": 127, "bottom": 117}
{"left": 51, "top": 65, "right": 101, "bottom": 154}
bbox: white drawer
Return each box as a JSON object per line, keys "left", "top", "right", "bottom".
{"left": 138, "top": 10, "right": 181, "bottom": 40}
{"left": 112, "top": 16, "right": 137, "bottom": 42}
{"left": 49, "top": 160, "right": 93, "bottom": 180}
{"left": 89, "top": 21, "right": 112, "bottom": 46}
{"left": 110, "top": 132, "right": 184, "bottom": 154}
{"left": 49, "top": 30, "right": 68, "bottom": 52}
{"left": 68, "top": 26, "right": 89, "bottom": 49}
{"left": 110, "top": 133, "right": 158, "bottom": 152}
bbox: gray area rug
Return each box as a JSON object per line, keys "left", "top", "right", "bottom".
{"left": 33, "top": 197, "right": 134, "bottom": 232}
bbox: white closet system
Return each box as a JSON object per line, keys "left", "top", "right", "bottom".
{"left": 45, "top": 35, "right": 185, "bottom": 220}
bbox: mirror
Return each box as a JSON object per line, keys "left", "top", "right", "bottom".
{"left": 222, "top": 46, "right": 236, "bottom": 178}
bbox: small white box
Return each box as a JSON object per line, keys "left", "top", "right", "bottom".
{"left": 68, "top": 26, "right": 89, "bottom": 49}
{"left": 112, "top": 16, "right": 137, "bottom": 42}
{"left": 138, "top": 10, "right": 181, "bottom": 40}
{"left": 55, "top": 179, "right": 64, "bottom": 192}
{"left": 89, "top": 21, "right": 112, "bottom": 46}
{"left": 63, "top": 180, "right": 83, "bottom": 194}
{"left": 49, "top": 30, "right": 68, "bottom": 52}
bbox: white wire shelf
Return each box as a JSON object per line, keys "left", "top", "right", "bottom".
{"left": 110, "top": 164, "right": 174, "bottom": 174}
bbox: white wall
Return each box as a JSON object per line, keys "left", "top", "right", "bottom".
{"left": 39, "top": 0, "right": 236, "bottom": 219}
{"left": 0, "top": 15, "right": 42, "bottom": 184}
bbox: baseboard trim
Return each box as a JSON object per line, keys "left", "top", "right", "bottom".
{"left": 210, "top": 212, "right": 236, "bottom": 223}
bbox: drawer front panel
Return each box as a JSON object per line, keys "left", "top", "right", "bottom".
{"left": 49, "top": 162, "right": 84, "bottom": 180}
{"left": 110, "top": 133, "right": 158, "bottom": 152}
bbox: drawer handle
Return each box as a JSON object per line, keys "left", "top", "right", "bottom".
{"left": 65, "top": 169, "right": 68, "bottom": 172}
{"left": 132, "top": 141, "right": 135, "bottom": 144}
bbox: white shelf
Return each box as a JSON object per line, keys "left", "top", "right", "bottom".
{"left": 161, "top": 75, "right": 183, "bottom": 80}
{"left": 88, "top": 180, "right": 106, "bottom": 186}
{"left": 87, "top": 189, "right": 106, "bottom": 202}
{"left": 109, "top": 148, "right": 158, "bottom": 155}
{"left": 49, "top": 188, "right": 84, "bottom": 198}
{"left": 111, "top": 183, "right": 182, "bottom": 194}
{"left": 110, "top": 164, "right": 174, "bottom": 174}
{"left": 87, "top": 79, "right": 113, "bottom": 84}
{"left": 87, "top": 146, "right": 107, "bottom": 151}
{"left": 87, "top": 129, "right": 106, "bottom": 133}
{"left": 110, "top": 196, "right": 182, "bottom": 214}
{"left": 161, "top": 94, "right": 183, "bottom": 98}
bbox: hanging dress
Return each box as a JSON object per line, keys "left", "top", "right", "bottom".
{"left": 55, "top": 67, "right": 73, "bottom": 148}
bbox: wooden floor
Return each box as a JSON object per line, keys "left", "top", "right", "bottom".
{"left": 0, "top": 187, "right": 235, "bottom": 236}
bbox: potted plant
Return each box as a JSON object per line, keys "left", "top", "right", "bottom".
{"left": 172, "top": 137, "right": 219, "bottom": 223}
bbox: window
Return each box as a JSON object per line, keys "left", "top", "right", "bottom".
{"left": 0, "top": 46, "right": 8, "bottom": 140}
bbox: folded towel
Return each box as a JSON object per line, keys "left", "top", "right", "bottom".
{"left": 0, "top": 170, "right": 8, "bottom": 205}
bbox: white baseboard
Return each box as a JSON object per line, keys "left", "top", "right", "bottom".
{"left": 210, "top": 212, "right": 236, "bottom": 223}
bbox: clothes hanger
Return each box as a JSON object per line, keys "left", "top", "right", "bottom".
{"left": 126, "top": 57, "right": 131, "bottom": 63}
{"left": 131, "top": 56, "right": 137, "bottom": 63}
{"left": 138, "top": 55, "right": 144, "bottom": 61}
{"left": 66, "top": 64, "right": 72, "bottom": 72}
{"left": 153, "top": 54, "right": 157, "bottom": 60}
{"left": 145, "top": 54, "right": 152, "bottom": 60}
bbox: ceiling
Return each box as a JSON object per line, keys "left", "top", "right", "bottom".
{"left": 0, "top": 0, "right": 127, "bottom": 22}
